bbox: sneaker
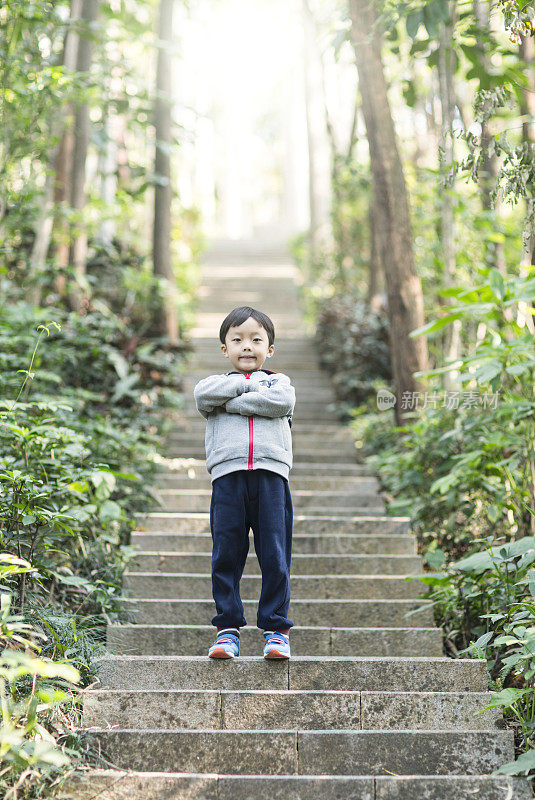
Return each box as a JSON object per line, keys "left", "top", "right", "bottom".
{"left": 208, "top": 628, "right": 240, "bottom": 659}
{"left": 263, "top": 630, "right": 291, "bottom": 660}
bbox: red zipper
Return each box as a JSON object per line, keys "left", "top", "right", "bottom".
{"left": 245, "top": 373, "right": 253, "bottom": 469}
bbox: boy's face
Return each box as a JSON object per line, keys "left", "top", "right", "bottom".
{"left": 221, "top": 316, "right": 274, "bottom": 374}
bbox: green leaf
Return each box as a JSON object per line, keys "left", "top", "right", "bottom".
{"left": 424, "top": 548, "right": 447, "bottom": 569}
{"left": 472, "top": 630, "right": 494, "bottom": 650}
{"left": 406, "top": 9, "right": 423, "bottom": 39}
{"left": 99, "top": 500, "right": 121, "bottom": 522}
{"left": 106, "top": 349, "right": 130, "bottom": 380}
{"left": 430, "top": 472, "right": 459, "bottom": 494}
{"left": 410, "top": 313, "right": 463, "bottom": 338}
{"left": 423, "top": 0, "right": 449, "bottom": 36}
{"left": 489, "top": 269, "right": 506, "bottom": 300}
{"left": 495, "top": 748, "right": 535, "bottom": 776}
{"left": 472, "top": 360, "right": 502, "bottom": 384}
{"left": 487, "top": 505, "right": 501, "bottom": 523}
{"left": 55, "top": 574, "right": 94, "bottom": 590}
{"left": 483, "top": 687, "right": 531, "bottom": 710}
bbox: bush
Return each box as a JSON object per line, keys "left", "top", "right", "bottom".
{"left": 315, "top": 294, "right": 392, "bottom": 418}
{"left": 0, "top": 298, "right": 191, "bottom": 797}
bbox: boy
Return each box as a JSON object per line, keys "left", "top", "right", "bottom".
{"left": 193, "top": 306, "right": 296, "bottom": 660}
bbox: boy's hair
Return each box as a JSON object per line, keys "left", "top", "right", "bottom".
{"left": 219, "top": 306, "right": 275, "bottom": 346}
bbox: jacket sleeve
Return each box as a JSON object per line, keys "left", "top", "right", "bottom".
{"left": 193, "top": 373, "right": 248, "bottom": 419}
{"left": 224, "top": 373, "right": 296, "bottom": 418}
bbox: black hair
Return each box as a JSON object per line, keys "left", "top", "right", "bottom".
{"left": 219, "top": 306, "right": 275, "bottom": 346}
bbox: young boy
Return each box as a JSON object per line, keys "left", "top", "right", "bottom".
{"left": 193, "top": 306, "right": 296, "bottom": 660}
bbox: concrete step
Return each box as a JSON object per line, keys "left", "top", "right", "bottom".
{"left": 75, "top": 729, "right": 513, "bottom": 775}
{"left": 182, "top": 410, "right": 342, "bottom": 422}
{"left": 185, "top": 390, "right": 339, "bottom": 403}
{"left": 106, "top": 624, "right": 443, "bottom": 657}
{"left": 66, "top": 254, "right": 528, "bottom": 799}
{"left": 130, "top": 532, "right": 416, "bottom": 556}
{"left": 121, "top": 598, "right": 433, "bottom": 627}
{"left": 152, "top": 488, "right": 384, "bottom": 503}
{"left": 135, "top": 512, "right": 410, "bottom": 536}
{"left": 161, "top": 449, "right": 361, "bottom": 464}
{"left": 169, "top": 422, "right": 354, "bottom": 437}
{"left": 123, "top": 573, "right": 424, "bottom": 601}
{"left": 167, "top": 430, "right": 356, "bottom": 444}
{"left": 156, "top": 475, "right": 380, "bottom": 492}
{"left": 94, "top": 655, "right": 487, "bottom": 693}
{"left": 295, "top": 506, "right": 389, "bottom": 516}
{"left": 155, "top": 460, "right": 373, "bottom": 477}
{"left": 128, "top": 552, "right": 422, "bottom": 576}
{"left": 150, "top": 491, "right": 385, "bottom": 513}
{"left": 165, "top": 438, "right": 359, "bottom": 454}
{"left": 81, "top": 689, "right": 501, "bottom": 730}
{"left": 59, "top": 770, "right": 535, "bottom": 800}
{"left": 187, "top": 370, "right": 329, "bottom": 381}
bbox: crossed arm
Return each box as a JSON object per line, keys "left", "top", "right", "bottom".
{"left": 193, "top": 373, "right": 248, "bottom": 418}
{"left": 193, "top": 372, "right": 295, "bottom": 419}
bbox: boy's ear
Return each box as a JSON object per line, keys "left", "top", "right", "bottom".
{"left": 221, "top": 344, "right": 229, "bottom": 358}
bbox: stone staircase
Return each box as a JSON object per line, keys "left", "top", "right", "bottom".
{"left": 65, "top": 246, "right": 533, "bottom": 799}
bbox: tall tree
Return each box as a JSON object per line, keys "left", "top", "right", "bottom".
{"left": 473, "top": 0, "right": 506, "bottom": 275}
{"left": 29, "top": 0, "right": 82, "bottom": 306}
{"left": 517, "top": 31, "right": 535, "bottom": 334}
{"left": 152, "top": 0, "right": 179, "bottom": 341}
{"left": 437, "top": 2, "right": 461, "bottom": 389}
{"left": 67, "top": 0, "right": 100, "bottom": 312}
{"left": 51, "top": 0, "right": 82, "bottom": 299}
{"left": 348, "top": 0, "right": 428, "bottom": 424}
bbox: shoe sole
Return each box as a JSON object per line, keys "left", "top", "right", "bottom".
{"left": 264, "top": 649, "right": 290, "bottom": 659}
{"left": 209, "top": 647, "right": 236, "bottom": 658}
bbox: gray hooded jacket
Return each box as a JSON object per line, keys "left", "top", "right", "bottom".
{"left": 193, "top": 369, "right": 296, "bottom": 482}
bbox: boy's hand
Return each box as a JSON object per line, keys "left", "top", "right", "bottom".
{"left": 223, "top": 387, "right": 265, "bottom": 410}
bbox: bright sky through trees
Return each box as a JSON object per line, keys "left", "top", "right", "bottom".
{"left": 173, "top": 0, "right": 355, "bottom": 240}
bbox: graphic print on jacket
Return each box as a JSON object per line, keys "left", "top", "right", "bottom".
{"left": 193, "top": 368, "right": 295, "bottom": 482}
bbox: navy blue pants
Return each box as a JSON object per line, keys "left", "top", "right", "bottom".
{"left": 209, "top": 468, "right": 294, "bottom": 631}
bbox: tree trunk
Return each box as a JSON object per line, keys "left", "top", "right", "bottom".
{"left": 97, "top": 106, "right": 119, "bottom": 247}
{"left": 67, "top": 0, "right": 100, "bottom": 312}
{"left": 348, "top": 0, "right": 428, "bottom": 424}
{"left": 52, "top": 0, "right": 83, "bottom": 299}
{"left": 473, "top": 0, "right": 506, "bottom": 275}
{"left": 29, "top": 1, "right": 85, "bottom": 306}
{"left": 517, "top": 33, "right": 535, "bottom": 334}
{"left": 438, "top": 7, "right": 462, "bottom": 389}
{"left": 152, "top": 0, "right": 179, "bottom": 341}
{"left": 367, "top": 188, "right": 384, "bottom": 310}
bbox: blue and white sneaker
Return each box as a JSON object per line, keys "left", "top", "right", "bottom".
{"left": 208, "top": 628, "right": 240, "bottom": 659}
{"left": 263, "top": 630, "right": 291, "bottom": 660}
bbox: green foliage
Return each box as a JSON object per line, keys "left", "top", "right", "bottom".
{"left": 408, "top": 535, "right": 535, "bottom": 773}
{"left": 0, "top": 297, "right": 189, "bottom": 796}
{"left": 352, "top": 264, "right": 535, "bottom": 772}
{"left": 315, "top": 294, "right": 392, "bottom": 418}
{"left": 496, "top": 0, "right": 535, "bottom": 42}
{"left": 0, "top": 555, "right": 83, "bottom": 797}
{"left": 329, "top": 157, "right": 371, "bottom": 291}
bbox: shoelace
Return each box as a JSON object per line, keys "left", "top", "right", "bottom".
{"left": 265, "top": 632, "right": 288, "bottom": 646}
{"left": 214, "top": 635, "right": 237, "bottom": 644}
